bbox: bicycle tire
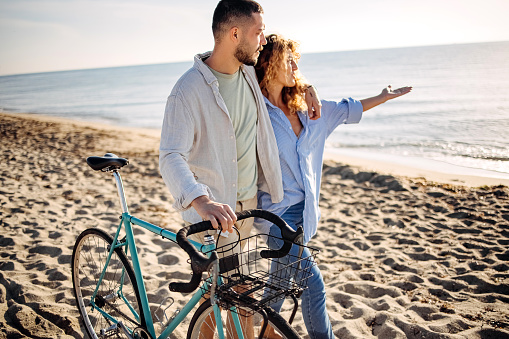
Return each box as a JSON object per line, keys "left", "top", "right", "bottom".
{"left": 72, "top": 228, "right": 146, "bottom": 338}
{"left": 187, "top": 299, "right": 301, "bottom": 339}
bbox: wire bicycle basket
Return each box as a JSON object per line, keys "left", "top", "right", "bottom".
{"left": 201, "top": 233, "right": 319, "bottom": 316}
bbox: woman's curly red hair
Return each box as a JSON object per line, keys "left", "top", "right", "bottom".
{"left": 255, "top": 34, "right": 307, "bottom": 115}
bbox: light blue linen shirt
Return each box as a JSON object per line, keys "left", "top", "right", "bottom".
{"left": 255, "top": 96, "right": 363, "bottom": 243}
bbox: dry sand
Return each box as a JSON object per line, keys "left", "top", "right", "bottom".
{"left": 1, "top": 112, "right": 508, "bottom": 338}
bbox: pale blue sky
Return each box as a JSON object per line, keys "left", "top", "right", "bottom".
{"left": 1, "top": 0, "right": 508, "bottom": 75}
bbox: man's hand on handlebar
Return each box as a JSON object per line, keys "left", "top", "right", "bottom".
{"left": 190, "top": 196, "right": 237, "bottom": 233}
{"left": 171, "top": 209, "right": 304, "bottom": 293}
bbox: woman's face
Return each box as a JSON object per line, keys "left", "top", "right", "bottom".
{"left": 275, "top": 49, "right": 298, "bottom": 88}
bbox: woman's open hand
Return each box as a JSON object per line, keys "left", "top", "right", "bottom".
{"left": 382, "top": 85, "right": 413, "bottom": 102}
{"left": 361, "top": 85, "right": 413, "bottom": 112}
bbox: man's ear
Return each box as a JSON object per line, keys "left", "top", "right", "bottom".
{"left": 230, "top": 27, "right": 239, "bottom": 42}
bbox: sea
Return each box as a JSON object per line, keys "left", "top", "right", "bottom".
{"left": 1, "top": 41, "right": 509, "bottom": 178}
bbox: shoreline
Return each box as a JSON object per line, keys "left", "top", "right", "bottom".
{"left": 3, "top": 111, "right": 507, "bottom": 188}
{"left": 325, "top": 148, "right": 509, "bottom": 188}
{"left": 1, "top": 111, "right": 161, "bottom": 138}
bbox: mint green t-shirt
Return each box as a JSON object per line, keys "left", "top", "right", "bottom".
{"left": 209, "top": 67, "right": 258, "bottom": 201}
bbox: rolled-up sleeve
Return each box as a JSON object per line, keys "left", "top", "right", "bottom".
{"left": 321, "top": 98, "right": 363, "bottom": 137}
{"left": 159, "top": 94, "right": 212, "bottom": 211}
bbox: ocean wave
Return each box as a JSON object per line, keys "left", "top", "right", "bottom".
{"left": 330, "top": 140, "right": 509, "bottom": 163}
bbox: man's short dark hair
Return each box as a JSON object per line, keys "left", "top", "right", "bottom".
{"left": 212, "top": 0, "right": 263, "bottom": 40}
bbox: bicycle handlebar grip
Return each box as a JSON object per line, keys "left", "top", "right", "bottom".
{"left": 169, "top": 221, "right": 217, "bottom": 293}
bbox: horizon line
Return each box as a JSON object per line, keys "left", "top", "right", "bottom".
{"left": 1, "top": 39, "right": 507, "bottom": 78}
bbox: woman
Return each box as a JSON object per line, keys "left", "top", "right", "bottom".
{"left": 254, "top": 34, "right": 412, "bottom": 338}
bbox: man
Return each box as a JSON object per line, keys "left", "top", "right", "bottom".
{"left": 160, "top": 2, "right": 281, "bottom": 337}
{"left": 159, "top": 0, "right": 283, "bottom": 240}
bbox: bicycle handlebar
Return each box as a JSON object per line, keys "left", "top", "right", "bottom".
{"left": 169, "top": 221, "right": 217, "bottom": 293}
{"left": 169, "top": 209, "right": 304, "bottom": 294}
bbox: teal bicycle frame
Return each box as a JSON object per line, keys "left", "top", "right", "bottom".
{"left": 89, "top": 170, "right": 245, "bottom": 339}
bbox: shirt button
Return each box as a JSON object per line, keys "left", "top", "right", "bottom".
{"left": 232, "top": 159, "right": 236, "bottom": 163}
{"left": 230, "top": 135, "right": 234, "bottom": 139}
{"left": 232, "top": 184, "right": 236, "bottom": 187}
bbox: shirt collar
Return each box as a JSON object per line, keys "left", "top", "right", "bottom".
{"left": 263, "top": 96, "right": 278, "bottom": 110}
{"left": 194, "top": 52, "right": 247, "bottom": 86}
{"left": 263, "top": 96, "right": 307, "bottom": 120}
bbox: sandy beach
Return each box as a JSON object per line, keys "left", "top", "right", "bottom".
{"left": 1, "top": 112, "right": 508, "bottom": 338}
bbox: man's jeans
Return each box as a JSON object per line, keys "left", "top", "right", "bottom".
{"left": 267, "top": 201, "right": 334, "bottom": 339}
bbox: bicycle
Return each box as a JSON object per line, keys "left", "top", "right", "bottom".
{"left": 71, "top": 153, "right": 319, "bottom": 339}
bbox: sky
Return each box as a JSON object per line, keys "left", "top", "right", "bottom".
{"left": 1, "top": 0, "right": 509, "bottom": 76}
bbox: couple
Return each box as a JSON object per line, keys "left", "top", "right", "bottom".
{"left": 159, "top": 0, "right": 412, "bottom": 338}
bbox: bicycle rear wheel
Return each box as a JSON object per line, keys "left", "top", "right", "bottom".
{"left": 72, "top": 228, "right": 145, "bottom": 338}
{"left": 188, "top": 299, "right": 300, "bottom": 339}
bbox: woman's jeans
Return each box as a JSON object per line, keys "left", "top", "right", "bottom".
{"left": 266, "top": 201, "right": 334, "bottom": 339}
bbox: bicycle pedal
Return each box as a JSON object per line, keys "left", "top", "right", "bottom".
{"left": 99, "top": 324, "right": 121, "bottom": 338}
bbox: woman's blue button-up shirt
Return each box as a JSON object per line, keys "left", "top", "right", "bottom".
{"left": 256, "top": 96, "right": 363, "bottom": 243}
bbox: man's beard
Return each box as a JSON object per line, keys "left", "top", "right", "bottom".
{"left": 234, "top": 41, "right": 261, "bottom": 66}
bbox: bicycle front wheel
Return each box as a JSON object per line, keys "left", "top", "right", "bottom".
{"left": 188, "top": 299, "right": 300, "bottom": 339}
{"left": 72, "top": 228, "right": 145, "bottom": 338}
